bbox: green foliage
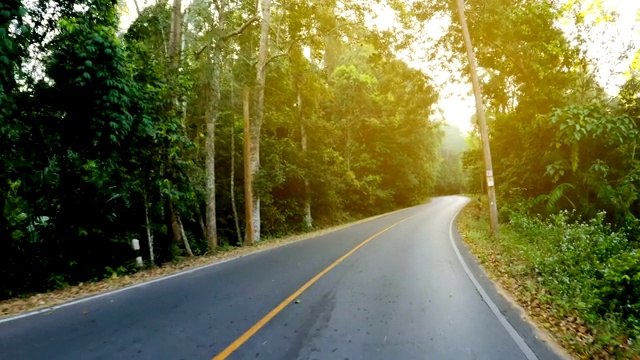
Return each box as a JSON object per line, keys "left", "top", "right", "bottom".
{"left": 447, "top": 0, "right": 640, "bottom": 356}
{"left": 434, "top": 124, "right": 465, "bottom": 195}
{"left": 462, "top": 200, "right": 640, "bottom": 356}
{"left": 509, "top": 211, "right": 629, "bottom": 314}
{"left": 457, "top": 1, "right": 640, "bottom": 227}
{"left": 0, "top": 0, "right": 27, "bottom": 116}
{"left": 619, "top": 74, "right": 640, "bottom": 122}
{"left": 0, "top": 0, "right": 443, "bottom": 299}
{"left": 0, "top": 0, "right": 200, "bottom": 298}
{"left": 541, "top": 104, "right": 639, "bottom": 222}
{"left": 600, "top": 250, "right": 640, "bottom": 322}
{"left": 251, "top": 31, "right": 440, "bottom": 231}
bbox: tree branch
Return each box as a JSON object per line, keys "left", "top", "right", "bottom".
{"left": 213, "top": 0, "right": 222, "bottom": 17}
{"left": 222, "top": 16, "right": 259, "bottom": 41}
{"left": 264, "top": 39, "right": 297, "bottom": 68}
{"left": 195, "top": 16, "right": 259, "bottom": 59}
{"left": 487, "top": 40, "right": 530, "bottom": 79}
{"left": 264, "top": 53, "right": 289, "bottom": 67}
{"left": 132, "top": 0, "right": 141, "bottom": 15}
{"left": 195, "top": 44, "right": 210, "bottom": 59}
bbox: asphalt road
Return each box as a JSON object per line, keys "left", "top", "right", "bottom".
{"left": 0, "top": 196, "right": 565, "bottom": 360}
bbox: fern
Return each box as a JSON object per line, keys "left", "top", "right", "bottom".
{"left": 547, "top": 183, "right": 576, "bottom": 212}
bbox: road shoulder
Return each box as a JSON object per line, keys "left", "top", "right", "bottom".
{"left": 451, "top": 201, "right": 573, "bottom": 360}
{"left": 0, "top": 204, "right": 418, "bottom": 323}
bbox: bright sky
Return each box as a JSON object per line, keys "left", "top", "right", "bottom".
{"left": 120, "top": 0, "right": 639, "bottom": 134}
{"left": 399, "top": 0, "right": 640, "bottom": 133}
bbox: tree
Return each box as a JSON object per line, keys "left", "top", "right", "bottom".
{"left": 183, "top": 0, "right": 258, "bottom": 250}
{"left": 0, "top": 0, "right": 445, "bottom": 298}
{"left": 435, "top": 124, "right": 466, "bottom": 195}
{"left": 245, "top": 0, "right": 272, "bottom": 244}
{"left": 125, "top": 1, "right": 197, "bottom": 260}
{"left": 543, "top": 103, "right": 638, "bottom": 223}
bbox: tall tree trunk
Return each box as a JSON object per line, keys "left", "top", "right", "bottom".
{"left": 169, "top": 201, "right": 183, "bottom": 244}
{"left": 169, "top": 201, "right": 193, "bottom": 256}
{"left": 169, "top": 0, "right": 182, "bottom": 67}
{"left": 202, "top": 0, "right": 244, "bottom": 251}
{"left": 205, "top": 66, "right": 220, "bottom": 250}
{"left": 166, "top": 0, "right": 184, "bottom": 250}
{"left": 243, "top": 86, "right": 255, "bottom": 245}
{"left": 178, "top": 215, "right": 194, "bottom": 257}
{"left": 230, "top": 122, "right": 242, "bottom": 245}
{"left": 298, "top": 86, "right": 312, "bottom": 228}
{"left": 246, "top": 0, "right": 271, "bottom": 244}
{"left": 319, "top": 0, "right": 339, "bottom": 73}
{"left": 197, "top": 206, "right": 206, "bottom": 240}
{"left": 143, "top": 190, "right": 155, "bottom": 264}
{"left": 346, "top": 126, "right": 352, "bottom": 172}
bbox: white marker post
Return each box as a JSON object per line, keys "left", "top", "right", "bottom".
{"left": 131, "top": 239, "right": 143, "bottom": 267}
{"left": 486, "top": 170, "right": 495, "bottom": 187}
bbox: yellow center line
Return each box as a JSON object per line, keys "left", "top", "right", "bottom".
{"left": 212, "top": 214, "right": 416, "bottom": 360}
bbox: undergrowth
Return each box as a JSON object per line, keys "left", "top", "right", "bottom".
{"left": 459, "top": 197, "right": 640, "bottom": 359}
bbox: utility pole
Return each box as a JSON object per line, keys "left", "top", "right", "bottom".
{"left": 455, "top": 0, "right": 499, "bottom": 235}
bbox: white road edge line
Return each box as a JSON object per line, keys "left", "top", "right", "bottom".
{"left": 0, "top": 202, "right": 428, "bottom": 325}
{"left": 448, "top": 198, "right": 538, "bottom": 360}
{"left": 0, "top": 253, "right": 246, "bottom": 324}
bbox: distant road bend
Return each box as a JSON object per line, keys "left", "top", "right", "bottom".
{"left": 0, "top": 196, "right": 565, "bottom": 359}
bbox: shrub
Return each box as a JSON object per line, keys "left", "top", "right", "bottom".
{"left": 599, "top": 250, "right": 640, "bottom": 321}
{"left": 462, "top": 199, "right": 640, "bottom": 355}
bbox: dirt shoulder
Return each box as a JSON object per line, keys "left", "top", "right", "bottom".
{"left": 1, "top": 208, "right": 406, "bottom": 321}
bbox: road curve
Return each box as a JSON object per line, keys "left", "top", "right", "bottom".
{"left": 0, "top": 196, "right": 564, "bottom": 360}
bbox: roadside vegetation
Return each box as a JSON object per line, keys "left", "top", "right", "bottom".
{"left": 3, "top": 6, "right": 640, "bottom": 356}
{"left": 455, "top": 0, "right": 640, "bottom": 358}
{"left": 2, "top": 0, "right": 454, "bottom": 302}
{"left": 461, "top": 198, "right": 640, "bottom": 358}
{"left": 0, "top": 212, "right": 394, "bottom": 318}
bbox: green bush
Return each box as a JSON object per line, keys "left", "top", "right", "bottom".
{"left": 599, "top": 250, "right": 640, "bottom": 320}
{"left": 511, "top": 211, "right": 627, "bottom": 299}
{"left": 463, "top": 199, "right": 640, "bottom": 355}
{"left": 501, "top": 205, "right": 640, "bottom": 338}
